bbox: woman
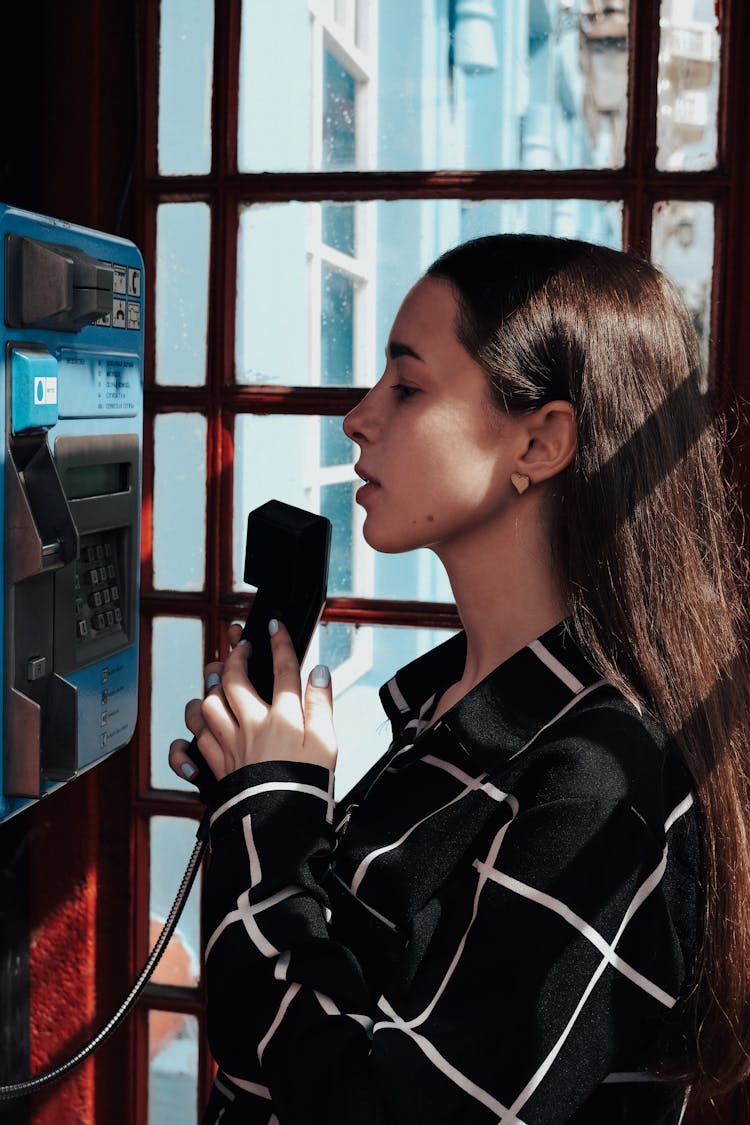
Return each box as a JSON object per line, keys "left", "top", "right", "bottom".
{"left": 170, "top": 235, "right": 750, "bottom": 1123}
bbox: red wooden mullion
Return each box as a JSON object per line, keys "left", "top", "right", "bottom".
{"left": 141, "top": 0, "right": 160, "bottom": 184}
{"left": 713, "top": 0, "right": 750, "bottom": 517}
{"left": 145, "top": 166, "right": 730, "bottom": 207}
{"left": 222, "top": 0, "right": 242, "bottom": 177}
{"left": 140, "top": 985, "right": 207, "bottom": 1018}
{"left": 199, "top": 1, "right": 243, "bottom": 1109}
{"left": 621, "top": 0, "right": 660, "bottom": 257}
{"left": 147, "top": 384, "right": 364, "bottom": 412}
{"left": 712, "top": 0, "right": 750, "bottom": 410}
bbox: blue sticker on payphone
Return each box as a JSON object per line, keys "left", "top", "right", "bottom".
{"left": 0, "top": 204, "right": 144, "bottom": 823}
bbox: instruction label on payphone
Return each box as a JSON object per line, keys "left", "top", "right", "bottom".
{"left": 0, "top": 204, "right": 143, "bottom": 824}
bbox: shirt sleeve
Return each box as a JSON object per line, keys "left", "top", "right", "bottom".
{"left": 199, "top": 754, "right": 694, "bottom": 1125}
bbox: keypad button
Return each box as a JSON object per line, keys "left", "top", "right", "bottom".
{"left": 98, "top": 566, "right": 107, "bottom": 583}
{"left": 111, "top": 586, "right": 120, "bottom": 602}
{"left": 95, "top": 613, "right": 106, "bottom": 630}
{"left": 86, "top": 546, "right": 96, "bottom": 563}
{"left": 114, "top": 608, "right": 122, "bottom": 624}
{"left": 104, "top": 543, "right": 113, "bottom": 558}
{"left": 90, "top": 591, "right": 103, "bottom": 608}
{"left": 107, "top": 564, "right": 116, "bottom": 580}
{"left": 90, "top": 569, "right": 99, "bottom": 586}
{"left": 95, "top": 544, "right": 104, "bottom": 560}
{"left": 103, "top": 588, "right": 111, "bottom": 605}
{"left": 76, "top": 620, "right": 88, "bottom": 638}
{"left": 105, "top": 610, "right": 115, "bottom": 627}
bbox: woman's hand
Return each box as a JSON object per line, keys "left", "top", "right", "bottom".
{"left": 168, "top": 620, "right": 337, "bottom": 784}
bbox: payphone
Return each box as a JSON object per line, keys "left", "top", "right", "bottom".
{"left": 0, "top": 204, "right": 143, "bottom": 825}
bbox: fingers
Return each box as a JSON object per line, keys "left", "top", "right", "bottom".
{"left": 170, "top": 618, "right": 337, "bottom": 779}
{"left": 268, "top": 620, "right": 304, "bottom": 727}
{"left": 221, "top": 634, "right": 268, "bottom": 724}
{"left": 184, "top": 691, "right": 226, "bottom": 772}
{"left": 227, "top": 621, "right": 244, "bottom": 649}
{"left": 184, "top": 695, "right": 204, "bottom": 737}
{"left": 184, "top": 674, "right": 235, "bottom": 746}
{"left": 172, "top": 667, "right": 234, "bottom": 784}
{"left": 303, "top": 664, "right": 337, "bottom": 769}
{"left": 201, "top": 675, "right": 240, "bottom": 745}
{"left": 169, "top": 737, "right": 201, "bottom": 782}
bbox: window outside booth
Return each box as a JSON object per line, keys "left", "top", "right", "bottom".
{"left": 135, "top": 1, "right": 729, "bottom": 1120}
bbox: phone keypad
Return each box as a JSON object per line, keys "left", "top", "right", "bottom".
{"left": 75, "top": 533, "right": 125, "bottom": 644}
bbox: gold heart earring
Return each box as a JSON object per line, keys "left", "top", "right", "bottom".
{"left": 510, "top": 472, "right": 531, "bottom": 495}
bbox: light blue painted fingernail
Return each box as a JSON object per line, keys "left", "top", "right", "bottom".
{"left": 205, "top": 671, "right": 221, "bottom": 691}
{"left": 181, "top": 762, "right": 198, "bottom": 781}
{"left": 237, "top": 638, "right": 251, "bottom": 647}
{"left": 268, "top": 618, "right": 279, "bottom": 636}
{"left": 311, "top": 664, "right": 331, "bottom": 688}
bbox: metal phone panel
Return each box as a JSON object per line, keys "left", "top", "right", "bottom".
{"left": 0, "top": 204, "right": 144, "bottom": 822}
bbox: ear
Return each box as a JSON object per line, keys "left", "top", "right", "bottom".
{"left": 515, "top": 401, "right": 577, "bottom": 484}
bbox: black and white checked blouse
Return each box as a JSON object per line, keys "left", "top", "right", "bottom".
{"left": 200, "top": 621, "right": 699, "bottom": 1124}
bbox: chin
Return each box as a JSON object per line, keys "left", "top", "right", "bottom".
{"left": 361, "top": 525, "right": 400, "bottom": 553}
{"left": 362, "top": 518, "right": 433, "bottom": 555}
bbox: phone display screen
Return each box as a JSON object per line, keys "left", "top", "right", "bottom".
{"left": 62, "top": 462, "right": 130, "bottom": 500}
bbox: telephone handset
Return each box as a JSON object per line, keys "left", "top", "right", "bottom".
{"left": 0, "top": 500, "right": 332, "bottom": 1100}
{"left": 186, "top": 500, "right": 332, "bottom": 798}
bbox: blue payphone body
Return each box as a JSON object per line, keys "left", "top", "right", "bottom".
{"left": 0, "top": 205, "right": 143, "bottom": 824}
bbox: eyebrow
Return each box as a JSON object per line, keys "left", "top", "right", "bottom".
{"left": 387, "top": 340, "right": 424, "bottom": 362}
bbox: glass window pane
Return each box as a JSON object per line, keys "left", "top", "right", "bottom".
{"left": 150, "top": 618, "right": 204, "bottom": 790}
{"left": 323, "top": 48, "right": 357, "bottom": 168}
{"left": 153, "top": 414, "right": 207, "bottom": 591}
{"left": 239, "top": 1, "right": 629, "bottom": 172}
{"left": 235, "top": 203, "right": 310, "bottom": 386}
{"left": 155, "top": 204, "right": 211, "bottom": 387}
{"left": 656, "top": 0, "right": 720, "bottom": 171}
{"left": 158, "top": 0, "right": 214, "bottom": 175}
{"left": 322, "top": 202, "right": 355, "bottom": 256}
{"left": 323, "top": 623, "right": 456, "bottom": 797}
{"left": 238, "top": 0, "right": 312, "bottom": 172}
{"left": 321, "top": 481, "right": 356, "bottom": 593}
{"left": 149, "top": 817, "right": 202, "bottom": 989}
{"left": 321, "top": 265, "right": 354, "bottom": 385}
{"left": 148, "top": 1010, "right": 199, "bottom": 1125}
{"left": 651, "top": 200, "right": 714, "bottom": 373}
{"left": 235, "top": 199, "right": 622, "bottom": 386}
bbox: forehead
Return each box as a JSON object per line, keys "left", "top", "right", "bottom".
{"left": 389, "top": 276, "right": 460, "bottom": 340}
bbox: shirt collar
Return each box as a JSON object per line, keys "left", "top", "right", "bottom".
{"left": 379, "top": 620, "right": 605, "bottom": 774}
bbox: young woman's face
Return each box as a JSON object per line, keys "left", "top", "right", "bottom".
{"left": 343, "top": 276, "right": 528, "bottom": 556}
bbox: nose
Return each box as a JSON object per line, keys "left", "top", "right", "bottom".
{"left": 343, "top": 387, "right": 375, "bottom": 445}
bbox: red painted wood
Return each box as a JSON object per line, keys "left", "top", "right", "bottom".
{"left": 28, "top": 777, "right": 99, "bottom": 1123}
{"left": 144, "top": 167, "right": 730, "bottom": 201}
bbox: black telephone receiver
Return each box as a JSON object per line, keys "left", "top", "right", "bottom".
{"left": 186, "top": 499, "right": 332, "bottom": 798}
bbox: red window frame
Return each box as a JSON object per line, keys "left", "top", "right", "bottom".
{"left": 130, "top": 0, "right": 750, "bottom": 1117}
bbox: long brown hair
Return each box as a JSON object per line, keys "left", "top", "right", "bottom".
{"left": 428, "top": 234, "right": 750, "bottom": 1101}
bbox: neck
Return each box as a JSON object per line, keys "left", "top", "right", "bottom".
{"left": 435, "top": 506, "right": 569, "bottom": 693}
